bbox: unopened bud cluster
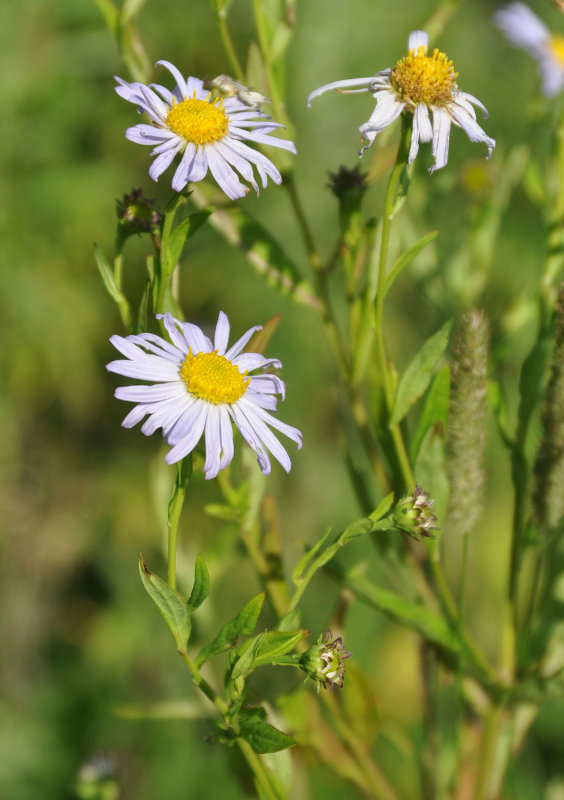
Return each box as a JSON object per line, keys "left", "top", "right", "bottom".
{"left": 117, "top": 188, "right": 161, "bottom": 235}
{"left": 299, "top": 631, "right": 352, "bottom": 691}
{"left": 392, "top": 485, "right": 439, "bottom": 540}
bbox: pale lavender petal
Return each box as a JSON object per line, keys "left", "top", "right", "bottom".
{"left": 203, "top": 405, "right": 222, "bottom": 478}
{"left": 156, "top": 60, "right": 189, "bottom": 97}
{"left": 358, "top": 91, "right": 404, "bottom": 154}
{"left": 157, "top": 313, "right": 191, "bottom": 353}
{"left": 225, "top": 325, "right": 262, "bottom": 360}
{"left": 494, "top": 3, "right": 549, "bottom": 55}
{"left": 217, "top": 407, "right": 235, "bottom": 471}
{"left": 205, "top": 145, "right": 248, "bottom": 200}
{"left": 149, "top": 148, "right": 178, "bottom": 182}
{"left": 307, "top": 76, "right": 374, "bottom": 106}
{"left": 229, "top": 405, "right": 271, "bottom": 474}
{"left": 233, "top": 354, "right": 281, "bottom": 372}
{"left": 165, "top": 403, "right": 209, "bottom": 463}
{"left": 214, "top": 141, "right": 259, "bottom": 193}
{"left": 239, "top": 399, "right": 303, "bottom": 448}
{"left": 448, "top": 104, "right": 496, "bottom": 157}
{"left": 115, "top": 383, "right": 184, "bottom": 402}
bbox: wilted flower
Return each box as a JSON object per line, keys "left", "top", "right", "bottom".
{"left": 209, "top": 74, "right": 270, "bottom": 111}
{"left": 392, "top": 486, "right": 439, "bottom": 540}
{"left": 116, "top": 188, "right": 161, "bottom": 235}
{"left": 107, "top": 311, "right": 302, "bottom": 478}
{"left": 494, "top": 3, "right": 564, "bottom": 97}
{"left": 299, "top": 631, "right": 352, "bottom": 691}
{"left": 308, "top": 30, "right": 495, "bottom": 173}
{"left": 115, "top": 61, "right": 295, "bottom": 199}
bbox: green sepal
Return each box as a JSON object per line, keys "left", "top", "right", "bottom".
{"left": 410, "top": 366, "right": 451, "bottom": 463}
{"left": 195, "top": 593, "right": 265, "bottom": 667}
{"left": 187, "top": 554, "right": 209, "bottom": 612}
{"left": 138, "top": 555, "right": 191, "bottom": 653}
{"left": 238, "top": 707, "right": 296, "bottom": 753}
{"left": 390, "top": 320, "right": 452, "bottom": 426}
{"left": 166, "top": 209, "right": 212, "bottom": 273}
{"left": 385, "top": 230, "right": 438, "bottom": 297}
{"left": 94, "top": 243, "right": 128, "bottom": 307}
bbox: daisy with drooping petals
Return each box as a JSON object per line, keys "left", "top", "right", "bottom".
{"left": 494, "top": 3, "right": 564, "bottom": 98}
{"left": 107, "top": 312, "right": 302, "bottom": 478}
{"left": 307, "top": 30, "right": 495, "bottom": 173}
{"left": 115, "top": 60, "right": 296, "bottom": 200}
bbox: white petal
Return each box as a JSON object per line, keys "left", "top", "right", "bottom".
{"left": 539, "top": 54, "right": 564, "bottom": 98}
{"left": 212, "top": 311, "right": 230, "bottom": 355}
{"left": 239, "top": 399, "right": 303, "bottom": 448}
{"left": 178, "top": 320, "right": 209, "bottom": 353}
{"left": 494, "top": 3, "right": 549, "bottom": 55}
{"left": 158, "top": 313, "right": 190, "bottom": 353}
{"left": 408, "top": 30, "right": 428, "bottom": 52}
{"left": 448, "top": 104, "right": 496, "bottom": 158}
{"left": 115, "top": 382, "right": 184, "bottom": 402}
{"left": 125, "top": 124, "right": 172, "bottom": 145}
{"left": 171, "top": 142, "right": 207, "bottom": 191}
{"left": 234, "top": 354, "right": 281, "bottom": 372}
{"left": 213, "top": 141, "right": 259, "bottom": 193}
{"left": 358, "top": 91, "right": 404, "bottom": 155}
{"left": 307, "top": 76, "right": 374, "bottom": 106}
{"left": 129, "top": 333, "right": 183, "bottom": 361}
{"left": 430, "top": 109, "right": 452, "bottom": 173}
{"left": 234, "top": 402, "right": 293, "bottom": 472}
{"left": 217, "top": 407, "right": 235, "bottom": 471}
{"left": 229, "top": 405, "right": 272, "bottom": 474}
{"left": 456, "top": 91, "right": 489, "bottom": 118}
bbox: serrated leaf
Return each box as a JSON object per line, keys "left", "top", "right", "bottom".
{"left": 187, "top": 554, "right": 209, "bottom": 612}
{"left": 166, "top": 209, "right": 212, "bottom": 273}
{"left": 238, "top": 707, "right": 295, "bottom": 753}
{"left": 391, "top": 320, "right": 452, "bottom": 426}
{"left": 369, "top": 491, "right": 395, "bottom": 522}
{"left": 410, "top": 366, "right": 451, "bottom": 462}
{"left": 138, "top": 555, "right": 191, "bottom": 652}
{"left": 385, "top": 230, "right": 438, "bottom": 297}
{"left": 94, "top": 243, "right": 128, "bottom": 306}
{"left": 195, "top": 593, "right": 265, "bottom": 667}
{"left": 292, "top": 524, "right": 332, "bottom": 584}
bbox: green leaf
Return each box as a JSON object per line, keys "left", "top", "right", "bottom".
{"left": 138, "top": 555, "right": 191, "bottom": 652}
{"left": 517, "top": 330, "right": 553, "bottom": 448}
{"left": 410, "top": 366, "right": 451, "bottom": 462}
{"left": 187, "top": 554, "right": 209, "bottom": 612}
{"left": 338, "top": 517, "right": 374, "bottom": 545}
{"left": 292, "top": 524, "right": 332, "bottom": 584}
{"left": 94, "top": 243, "right": 128, "bottom": 306}
{"left": 136, "top": 281, "right": 150, "bottom": 334}
{"left": 238, "top": 707, "right": 295, "bottom": 753}
{"left": 335, "top": 565, "right": 460, "bottom": 654}
{"left": 385, "top": 230, "right": 438, "bottom": 297}
{"left": 232, "top": 630, "right": 305, "bottom": 680}
{"left": 93, "top": 0, "right": 119, "bottom": 35}
{"left": 390, "top": 320, "right": 452, "bottom": 426}
{"left": 277, "top": 607, "right": 300, "bottom": 632}
{"left": 369, "top": 492, "right": 395, "bottom": 522}
{"left": 165, "top": 209, "right": 212, "bottom": 274}
{"left": 195, "top": 593, "right": 265, "bottom": 667}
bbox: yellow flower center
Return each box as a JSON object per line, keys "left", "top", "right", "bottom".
{"left": 166, "top": 92, "right": 229, "bottom": 145}
{"left": 180, "top": 350, "right": 249, "bottom": 404}
{"left": 390, "top": 45, "right": 458, "bottom": 108}
{"left": 549, "top": 34, "right": 564, "bottom": 68}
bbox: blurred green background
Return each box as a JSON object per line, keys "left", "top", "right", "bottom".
{"left": 3, "top": 0, "right": 564, "bottom": 797}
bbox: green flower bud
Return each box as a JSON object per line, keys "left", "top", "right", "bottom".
{"left": 116, "top": 188, "right": 161, "bottom": 236}
{"left": 299, "top": 631, "right": 352, "bottom": 691}
{"left": 392, "top": 485, "right": 439, "bottom": 541}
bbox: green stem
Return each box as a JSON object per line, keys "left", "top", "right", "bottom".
{"left": 216, "top": 9, "right": 245, "bottom": 81}
{"left": 155, "top": 194, "right": 185, "bottom": 321}
{"left": 167, "top": 456, "right": 192, "bottom": 590}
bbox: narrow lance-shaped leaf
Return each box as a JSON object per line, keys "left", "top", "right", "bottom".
{"left": 385, "top": 230, "right": 438, "bottom": 297}
{"left": 165, "top": 209, "right": 212, "bottom": 274}
{"left": 187, "top": 554, "right": 210, "bottom": 612}
{"left": 195, "top": 593, "right": 265, "bottom": 667}
{"left": 410, "top": 366, "right": 451, "bottom": 462}
{"left": 390, "top": 320, "right": 452, "bottom": 426}
{"left": 138, "top": 555, "right": 191, "bottom": 652}
{"left": 231, "top": 630, "right": 305, "bottom": 680}
{"left": 238, "top": 707, "right": 296, "bottom": 753}
{"left": 94, "top": 243, "right": 129, "bottom": 307}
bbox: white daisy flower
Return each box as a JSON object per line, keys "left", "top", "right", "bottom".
{"left": 107, "top": 311, "right": 302, "bottom": 478}
{"left": 307, "top": 30, "right": 495, "bottom": 173}
{"left": 494, "top": 3, "right": 564, "bottom": 98}
{"left": 115, "top": 60, "right": 296, "bottom": 200}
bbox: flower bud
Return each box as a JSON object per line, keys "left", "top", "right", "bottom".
{"left": 392, "top": 485, "right": 439, "bottom": 540}
{"left": 116, "top": 189, "right": 161, "bottom": 236}
{"left": 299, "top": 631, "right": 352, "bottom": 691}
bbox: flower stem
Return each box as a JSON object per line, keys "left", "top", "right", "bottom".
{"left": 167, "top": 455, "right": 192, "bottom": 590}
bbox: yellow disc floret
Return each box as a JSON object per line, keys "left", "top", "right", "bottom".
{"left": 550, "top": 34, "right": 564, "bottom": 68}
{"left": 390, "top": 45, "right": 458, "bottom": 108}
{"left": 180, "top": 350, "right": 249, "bottom": 404}
{"left": 166, "top": 92, "right": 229, "bottom": 145}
